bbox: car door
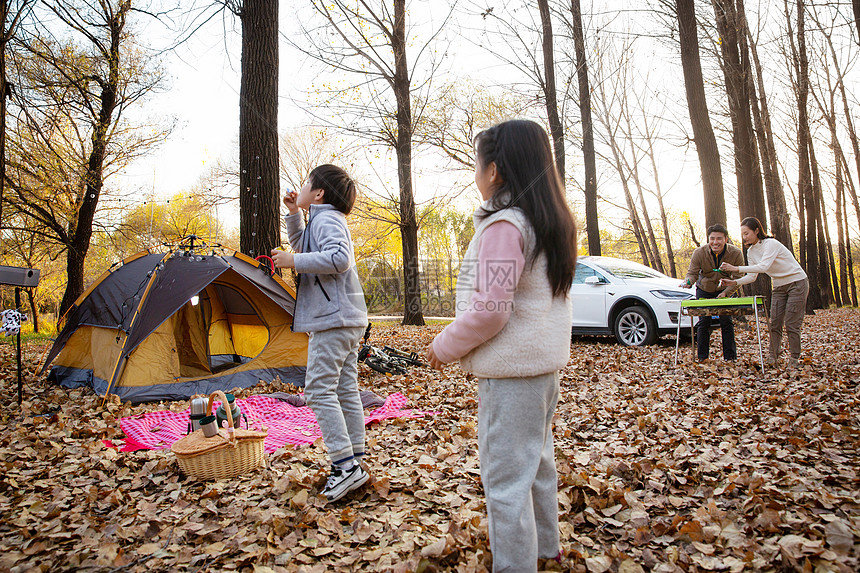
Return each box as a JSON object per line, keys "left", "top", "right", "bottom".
{"left": 570, "top": 262, "right": 609, "bottom": 328}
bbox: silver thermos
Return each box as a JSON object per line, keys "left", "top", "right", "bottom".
{"left": 188, "top": 397, "right": 209, "bottom": 433}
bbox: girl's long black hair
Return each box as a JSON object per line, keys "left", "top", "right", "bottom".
{"left": 474, "top": 119, "right": 577, "bottom": 296}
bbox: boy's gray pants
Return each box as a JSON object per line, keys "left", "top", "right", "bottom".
{"left": 303, "top": 326, "right": 367, "bottom": 465}
{"left": 478, "top": 372, "right": 560, "bottom": 572}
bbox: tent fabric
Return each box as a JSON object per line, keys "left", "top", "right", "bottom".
{"left": 42, "top": 252, "right": 166, "bottom": 369}
{"left": 51, "top": 364, "right": 307, "bottom": 403}
{"left": 44, "top": 247, "right": 309, "bottom": 403}
{"left": 122, "top": 254, "right": 230, "bottom": 355}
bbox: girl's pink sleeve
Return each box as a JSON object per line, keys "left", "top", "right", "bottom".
{"left": 432, "top": 221, "right": 525, "bottom": 364}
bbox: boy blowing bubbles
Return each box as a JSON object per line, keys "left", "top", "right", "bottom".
{"left": 270, "top": 165, "right": 370, "bottom": 503}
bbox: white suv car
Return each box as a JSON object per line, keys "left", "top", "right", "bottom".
{"left": 571, "top": 256, "right": 694, "bottom": 346}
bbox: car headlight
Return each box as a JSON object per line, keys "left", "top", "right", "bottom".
{"left": 650, "top": 289, "right": 694, "bottom": 300}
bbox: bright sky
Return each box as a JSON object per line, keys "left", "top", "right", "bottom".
{"left": 118, "top": 8, "right": 306, "bottom": 202}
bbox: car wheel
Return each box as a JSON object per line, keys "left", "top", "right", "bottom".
{"left": 613, "top": 306, "right": 657, "bottom": 346}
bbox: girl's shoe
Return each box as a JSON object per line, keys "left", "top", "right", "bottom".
{"left": 322, "top": 464, "right": 369, "bottom": 502}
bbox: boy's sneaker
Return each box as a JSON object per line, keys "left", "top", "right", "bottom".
{"left": 322, "top": 463, "right": 369, "bottom": 502}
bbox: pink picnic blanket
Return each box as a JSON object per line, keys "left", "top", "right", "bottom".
{"left": 116, "top": 393, "right": 433, "bottom": 453}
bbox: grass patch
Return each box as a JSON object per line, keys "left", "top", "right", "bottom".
{"left": 0, "top": 321, "right": 56, "bottom": 346}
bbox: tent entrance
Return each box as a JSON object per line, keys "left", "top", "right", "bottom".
{"left": 173, "top": 299, "right": 211, "bottom": 378}
{"left": 195, "top": 279, "right": 269, "bottom": 376}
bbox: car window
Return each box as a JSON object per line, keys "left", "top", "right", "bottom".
{"left": 572, "top": 263, "right": 607, "bottom": 284}
{"left": 593, "top": 259, "right": 663, "bottom": 279}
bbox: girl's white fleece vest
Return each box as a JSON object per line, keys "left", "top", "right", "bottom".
{"left": 456, "top": 204, "right": 572, "bottom": 379}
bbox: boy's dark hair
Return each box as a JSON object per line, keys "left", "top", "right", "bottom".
{"left": 740, "top": 216, "right": 770, "bottom": 240}
{"left": 474, "top": 119, "right": 577, "bottom": 297}
{"left": 706, "top": 223, "right": 729, "bottom": 238}
{"left": 309, "top": 164, "right": 357, "bottom": 215}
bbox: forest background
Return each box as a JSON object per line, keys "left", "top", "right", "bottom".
{"left": 1, "top": 0, "right": 859, "bottom": 330}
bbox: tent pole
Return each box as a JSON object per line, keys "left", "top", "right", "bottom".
{"left": 100, "top": 255, "right": 166, "bottom": 407}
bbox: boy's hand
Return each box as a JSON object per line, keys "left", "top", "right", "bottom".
{"left": 283, "top": 190, "right": 299, "bottom": 214}
{"left": 270, "top": 248, "right": 295, "bottom": 269}
{"left": 426, "top": 344, "right": 445, "bottom": 370}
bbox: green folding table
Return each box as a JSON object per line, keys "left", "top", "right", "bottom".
{"left": 673, "top": 296, "right": 767, "bottom": 368}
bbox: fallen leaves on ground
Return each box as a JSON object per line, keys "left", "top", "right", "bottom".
{"left": 0, "top": 308, "right": 858, "bottom": 572}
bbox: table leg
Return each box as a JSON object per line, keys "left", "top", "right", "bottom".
{"left": 754, "top": 298, "right": 764, "bottom": 371}
{"left": 674, "top": 310, "right": 681, "bottom": 366}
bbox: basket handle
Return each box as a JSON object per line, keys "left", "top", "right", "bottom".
{"left": 206, "top": 390, "right": 237, "bottom": 443}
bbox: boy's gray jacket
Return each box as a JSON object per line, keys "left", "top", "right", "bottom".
{"left": 285, "top": 204, "right": 368, "bottom": 333}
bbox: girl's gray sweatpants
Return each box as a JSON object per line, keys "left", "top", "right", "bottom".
{"left": 303, "top": 326, "right": 367, "bottom": 465}
{"left": 478, "top": 372, "right": 560, "bottom": 572}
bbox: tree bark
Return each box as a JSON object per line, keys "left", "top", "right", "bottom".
{"left": 809, "top": 142, "right": 834, "bottom": 306}
{"left": 842, "top": 188, "right": 858, "bottom": 305}
{"left": 676, "top": 0, "right": 727, "bottom": 226}
{"left": 635, "top": 96, "right": 677, "bottom": 277}
{"left": 788, "top": 0, "right": 822, "bottom": 310}
{"left": 645, "top": 141, "right": 678, "bottom": 277}
{"left": 741, "top": 0, "right": 792, "bottom": 249}
{"left": 622, "top": 106, "right": 664, "bottom": 273}
{"left": 813, "top": 28, "right": 850, "bottom": 306}
{"left": 570, "top": 0, "right": 600, "bottom": 255}
{"left": 713, "top": 0, "right": 766, "bottom": 227}
{"left": 828, "top": 33, "right": 860, "bottom": 230}
{"left": 608, "top": 136, "right": 650, "bottom": 266}
{"left": 60, "top": 3, "right": 126, "bottom": 315}
{"left": 853, "top": 0, "right": 860, "bottom": 44}
{"left": 393, "top": 0, "right": 424, "bottom": 326}
{"left": 537, "top": 0, "right": 564, "bottom": 181}
{"left": 27, "top": 288, "right": 38, "bottom": 333}
{"left": 834, "top": 135, "right": 849, "bottom": 306}
{"left": 239, "top": 0, "right": 281, "bottom": 260}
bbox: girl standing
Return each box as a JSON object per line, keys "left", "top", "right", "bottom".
{"left": 719, "top": 216, "right": 809, "bottom": 369}
{"left": 427, "top": 119, "right": 576, "bottom": 571}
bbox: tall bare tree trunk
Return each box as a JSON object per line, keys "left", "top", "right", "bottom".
{"left": 26, "top": 288, "right": 38, "bottom": 333}
{"left": 60, "top": 3, "right": 127, "bottom": 315}
{"left": 842, "top": 188, "right": 858, "bottom": 305}
{"left": 571, "top": 0, "right": 600, "bottom": 255}
{"left": 393, "top": 0, "right": 424, "bottom": 325}
{"left": 239, "top": 0, "right": 280, "bottom": 260}
{"left": 810, "top": 19, "right": 850, "bottom": 307}
{"left": 810, "top": 142, "right": 835, "bottom": 306}
{"left": 834, "top": 135, "right": 849, "bottom": 305}
{"left": 788, "top": 0, "right": 823, "bottom": 310}
{"left": 622, "top": 106, "right": 664, "bottom": 273}
{"left": 633, "top": 91, "right": 678, "bottom": 277}
{"left": 714, "top": 0, "right": 766, "bottom": 225}
{"left": 537, "top": 0, "right": 564, "bottom": 181}
{"left": 677, "top": 0, "right": 727, "bottom": 226}
{"left": 610, "top": 142, "right": 650, "bottom": 266}
{"left": 742, "top": 0, "right": 792, "bottom": 249}
{"left": 853, "top": 0, "right": 860, "bottom": 44}
{"left": 829, "top": 43, "right": 860, "bottom": 230}
{"left": 644, "top": 133, "right": 678, "bottom": 277}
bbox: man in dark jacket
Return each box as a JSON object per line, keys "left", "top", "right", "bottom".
{"left": 680, "top": 224, "right": 745, "bottom": 361}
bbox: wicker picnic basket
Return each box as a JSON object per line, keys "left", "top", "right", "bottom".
{"left": 171, "top": 390, "right": 267, "bottom": 480}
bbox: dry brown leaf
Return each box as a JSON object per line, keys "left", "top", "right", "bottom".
{"left": 2, "top": 312, "right": 859, "bottom": 571}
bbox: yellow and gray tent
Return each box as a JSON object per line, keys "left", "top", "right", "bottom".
{"left": 42, "top": 247, "right": 308, "bottom": 403}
